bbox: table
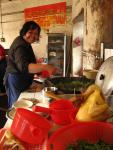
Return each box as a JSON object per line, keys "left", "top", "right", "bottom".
{"left": 4, "top": 81, "right": 50, "bottom": 128}
{"left": 3, "top": 82, "right": 51, "bottom": 149}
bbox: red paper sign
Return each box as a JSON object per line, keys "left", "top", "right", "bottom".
{"left": 24, "top": 2, "right": 66, "bottom": 30}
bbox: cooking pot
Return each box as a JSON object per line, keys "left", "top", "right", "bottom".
{"left": 11, "top": 108, "right": 52, "bottom": 144}
{"left": 95, "top": 56, "right": 113, "bottom": 97}
{"left": 33, "top": 99, "right": 78, "bottom": 125}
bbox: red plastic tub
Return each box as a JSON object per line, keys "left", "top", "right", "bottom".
{"left": 11, "top": 108, "right": 52, "bottom": 144}
{"left": 47, "top": 121, "right": 113, "bottom": 150}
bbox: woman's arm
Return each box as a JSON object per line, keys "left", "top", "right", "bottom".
{"left": 28, "top": 63, "right": 56, "bottom": 74}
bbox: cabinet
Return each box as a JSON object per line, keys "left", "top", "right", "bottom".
{"left": 47, "top": 33, "right": 71, "bottom": 77}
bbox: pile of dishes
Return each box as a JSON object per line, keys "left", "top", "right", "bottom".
{"left": 6, "top": 99, "right": 34, "bottom": 122}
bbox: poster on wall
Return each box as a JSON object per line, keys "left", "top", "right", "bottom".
{"left": 24, "top": 2, "right": 66, "bottom": 30}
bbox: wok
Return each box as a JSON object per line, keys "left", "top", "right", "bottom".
{"left": 44, "top": 76, "right": 94, "bottom": 94}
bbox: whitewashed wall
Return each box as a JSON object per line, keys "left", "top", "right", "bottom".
{"left": 0, "top": 0, "right": 72, "bottom": 60}
{"left": 72, "top": 13, "right": 84, "bottom": 76}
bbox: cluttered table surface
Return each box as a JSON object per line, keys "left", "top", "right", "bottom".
{"left": 5, "top": 75, "right": 96, "bottom": 127}
{"left": 2, "top": 80, "right": 52, "bottom": 150}
{"left": 2, "top": 73, "right": 113, "bottom": 150}
{"left": 4, "top": 80, "right": 50, "bottom": 128}
{"left": 2, "top": 57, "right": 113, "bottom": 149}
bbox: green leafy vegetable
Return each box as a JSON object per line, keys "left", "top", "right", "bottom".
{"left": 66, "top": 140, "right": 113, "bottom": 150}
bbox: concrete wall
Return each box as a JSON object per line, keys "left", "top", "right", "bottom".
{"left": 72, "top": 0, "right": 113, "bottom": 70}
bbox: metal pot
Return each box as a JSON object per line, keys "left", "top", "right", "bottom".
{"left": 95, "top": 56, "right": 113, "bottom": 97}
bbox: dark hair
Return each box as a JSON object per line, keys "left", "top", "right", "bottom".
{"left": 20, "top": 21, "right": 41, "bottom": 37}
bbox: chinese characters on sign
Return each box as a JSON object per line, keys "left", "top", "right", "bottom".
{"left": 24, "top": 2, "right": 66, "bottom": 30}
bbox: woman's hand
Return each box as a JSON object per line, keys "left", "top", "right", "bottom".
{"left": 44, "top": 64, "right": 57, "bottom": 75}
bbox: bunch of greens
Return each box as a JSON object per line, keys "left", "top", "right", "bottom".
{"left": 66, "top": 140, "right": 113, "bottom": 150}
{"left": 55, "top": 79, "right": 94, "bottom": 94}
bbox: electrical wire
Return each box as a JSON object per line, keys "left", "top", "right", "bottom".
{"left": 0, "top": 0, "right": 3, "bottom": 37}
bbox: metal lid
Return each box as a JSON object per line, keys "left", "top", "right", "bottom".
{"left": 95, "top": 56, "right": 113, "bottom": 96}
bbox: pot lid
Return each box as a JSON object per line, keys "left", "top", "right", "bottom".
{"left": 95, "top": 56, "right": 113, "bottom": 96}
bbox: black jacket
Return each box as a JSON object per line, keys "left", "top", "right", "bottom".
{"left": 6, "top": 36, "right": 36, "bottom": 74}
{"left": 4, "top": 36, "right": 37, "bottom": 85}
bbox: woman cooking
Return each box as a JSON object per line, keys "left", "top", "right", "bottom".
{"left": 4, "top": 21, "right": 56, "bottom": 108}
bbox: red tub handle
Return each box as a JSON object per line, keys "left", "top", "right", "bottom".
{"left": 32, "top": 106, "right": 53, "bottom": 114}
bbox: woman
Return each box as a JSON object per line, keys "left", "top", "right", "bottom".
{"left": 4, "top": 21, "right": 56, "bottom": 108}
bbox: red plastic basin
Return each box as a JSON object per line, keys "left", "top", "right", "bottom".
{"left": 47, "top": 121, "right": 113, "bottom": 150}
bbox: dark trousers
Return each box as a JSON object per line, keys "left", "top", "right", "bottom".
{"left": 0, "top": 94, "right": 8, "bottom": 128}
{"left": 5, "top": 73, "right": 33, "bottom": 108}
{"left": 0, "top": 59, "right": 7, "bottom": 92}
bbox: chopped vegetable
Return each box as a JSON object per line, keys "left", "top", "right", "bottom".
{"left": 55, "top": 80, "right": 94, "bottom": 94}
{"left": 66, "top": 140, "right": 113, "bottom": 150}
{"left": 45, "top": 77, "right": 94, "bottom": 94}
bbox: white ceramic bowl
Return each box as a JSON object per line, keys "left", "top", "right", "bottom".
{"left": 83, "top": 69, "right": 98, "bottom": 79}
{"left": 6, "top": 107, "right": 16, "bottom": 120}
{"left": 13, "top": 100, "right": 33, "bottom": 109}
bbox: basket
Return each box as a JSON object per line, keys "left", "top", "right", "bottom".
{"left": 47, "top": 121, "right": 113, "bottom": 150}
